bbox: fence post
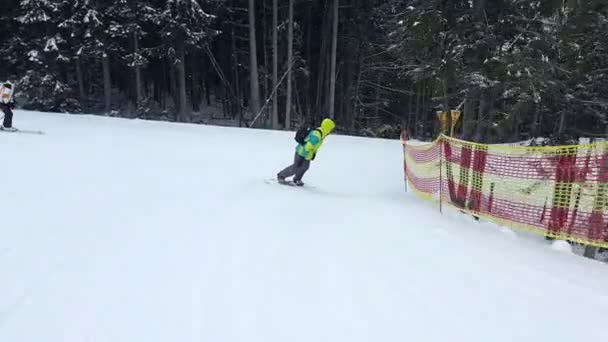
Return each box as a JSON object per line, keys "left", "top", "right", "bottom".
{"left": 400, "top": 129, "right": 408, "bottom": 193}
{"left": 439, "top": 136, "right": 443, "bottom": 214}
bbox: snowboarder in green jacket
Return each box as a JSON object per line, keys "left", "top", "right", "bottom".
{"left": 277, "top": 118, "right": 336, "bottom": 186}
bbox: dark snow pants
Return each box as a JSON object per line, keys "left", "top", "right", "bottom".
{"left": 0, "top": 104, "right": 13, "bottom": 128}
{"left": 278, "top": 153, "right": 311, "bottom": 182}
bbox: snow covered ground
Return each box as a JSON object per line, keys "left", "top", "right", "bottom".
{"left": 1, "top": 110, "right": 607, "bottom": 342}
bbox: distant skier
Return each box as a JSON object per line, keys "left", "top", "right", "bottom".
{"left": 277, "top": 118, "right": 336, "bottom": 186}
{"left": 0, "top": 81, "right": 16, "bottom": 132}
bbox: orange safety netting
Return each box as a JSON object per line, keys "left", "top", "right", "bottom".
{"left": 401, "top": 134, "right": 608, "bottom": 247}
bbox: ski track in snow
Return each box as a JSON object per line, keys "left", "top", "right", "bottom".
{"left": 1, "top": 110, "right": 607, "bottom": 342}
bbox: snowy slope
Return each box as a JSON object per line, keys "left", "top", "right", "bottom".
{"left": 1, "top": 110, "right": 607, "bottom": 342}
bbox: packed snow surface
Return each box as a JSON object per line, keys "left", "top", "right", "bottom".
{"left": 1, "top": 111, "right": 607, "bottom": 342}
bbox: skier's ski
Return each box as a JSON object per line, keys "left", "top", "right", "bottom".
{"left": 0, "top": 126, "right": 17, "bottom": 133}
{"left": 0, "top": 127, "right": 44, "bottom": 135}
{"left": 16, "top": 128, "right": 44, "bottom": 135}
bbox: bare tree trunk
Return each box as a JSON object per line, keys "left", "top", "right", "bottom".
{"left": 262, "top": 0, "right": 269, "bottom": 126}
{"left": 316, "top": 5, "right": 331, "bottom": 119}
{"left": 474, "top": 91, "right": 487, "bottom": 142}
{"left": 441, "top": 78, "right": 452, "bottom": 136}
{"left": 530, "top": 101, "right": 541, "bottom": 137}
{"left": 557, "top": 110, "right": 567, "bottom": 137}
{"left": 374, "top": 73, "right": 380, "bottom": 118}
{"left": 170, "top": 59, "right": 179, "bottom": 119}
{"left": 177, "top": 40, "right": 189, "bottom": 122}
{"left": 158, "top": 67, "right": 164, "bottom": 110}
{"left": 421, "top": 82, "right": 427, "bottom": 138}
{"left": 231, "top": 23, "right": 241, "bottom": 119}
{"left": 248, "top": 0, "right": 261, "bottom": 119}
{"left": 271, "top": 0, "right": 279, "bottom": 129}
{"left": 341, "top": 20, "right": 356, "bottom": 130}
{"left": 474, "top": 0, "right": 486, "bottom": 21}
{"left": 352, "top": 35, "right": 364, "bottom": 131}
{"left": 102, "top": 53, "right": 111, "bottom": 114}
{"left": 128, "top": 0, "right": 143, "bottom": 113}
{"left": 76, "top": 57, "right": 86, "bottom": 110}
{"left": 407, "top": 85, "right": 413, "bottom": 131}
{"left": 134, "top": 31, "right": 143, "bottom": 111}
{"left": 191, "top": 50, "right": 200, "bottom": 113}
{"left": 415, "top": 83, "right": 422, "bottom": 138}
{"left": 462, "top": 95, "right": 474, "bottom": 139}
{"left": 486, "top": 106, "right": 497, "bottom": 143}
{"left": 305, "top": 2, "right": 312, "bottom": 120}
{"left": 202, "top": 56, "right": 211, "bottom": 106}
{"left": 285, "top": 0, "right": 294, "bottom": 129}
{"left": 510, "top": 102, "right": 525, "bottom": 141}
{"left": 293, "top": 73, "right": 304, "bottom": 124}
{"left": 328, "top": 0, "right": 339, "bottom": 119}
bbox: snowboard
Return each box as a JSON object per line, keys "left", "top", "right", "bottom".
{"left": 265, "top": 178, "right": 314, "bottom": 188}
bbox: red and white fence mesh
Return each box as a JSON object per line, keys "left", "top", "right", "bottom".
{"left": 401, "top": 134, "right": 608, "bottom": 248}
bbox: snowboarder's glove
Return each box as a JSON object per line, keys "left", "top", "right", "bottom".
{"left": 311, "top": 153, "right": 316, "bottom": 160}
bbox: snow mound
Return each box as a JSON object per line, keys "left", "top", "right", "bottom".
{"left": 551, "top": 240, "right": 574, "bottom": 254}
